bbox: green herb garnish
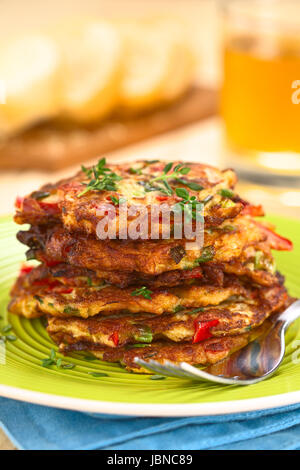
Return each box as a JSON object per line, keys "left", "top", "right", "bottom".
{"left": 174, "top": 188, "right": 204, "bottom": 221}
{"left": 186, "top": 307, "right": 205, "bottom": 315}
{"left": 175, "top": 187, "right": 190, "bottom": 199}
{"left": 149, "top": 162, "right": 192, "bottom": 195}
{"left": 109, "top": 196, "right": 126, "bottom": 206}
{"left": 174, "top": 305, "right": 184, "bottom": 313}
{"left": 176, "top": 179, "right": 203, "bottom": 191}
{"left": 83, "top": 355, "right": 97, "bottom": 361}
{"left": 126, "top": 343, "right": 151, "bottom": 349}
{"left": 78, "top": 158, "right": 122, "bottom": 197}
{"left": 195, "top": 246, "right": 215, "bottom": 264}
{"left": 61, "top": 363, "right": 76, "bottom": 369}
{"left": 218, "top": 188, "right": 235, "bottom": 198}
{"left": 31, "top": 191, "right": 50, "bottom": 200}
{"left": 140, "top": 162, "right": 203, "bottom": 196}
{"left": 88, "top": 372, "right": 108, "bottom": 377}
{"left": 222, "top": 225, "right": 236, "bottom": 232}
{"left": 41, "top": 348, "right": 75, "bottom": 370}
{"left": 41, "top": 358, "right": 54, "bottom": 368}
{"left": 6, "top": 335, "right": 17, "bottom": 342}
{"left": 0, "top": 323, "right": 15, "bottom": 342}
{"left": 2, "top": 324, "right": 12, "bottom": 333}
{"left": 34, "top": 295, "right": 43, "bottom": 304}
{"left": 150, "top": 375, "right": 166, "bottom": 380}
{"left": 63, "top": 306, "right": 79, "bottom": 315}
{"left": 133, "top": 326, "right": 153, "bottom": 343}
{"left": 131, "top": 286, "right": 153, "bottom": 300}
{"left": 129, "top": 167, "right": 142, "bottom": 175}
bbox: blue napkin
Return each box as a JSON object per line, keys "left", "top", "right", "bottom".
{"left": 1, "top": 396, "right": 300, "bottom": 450}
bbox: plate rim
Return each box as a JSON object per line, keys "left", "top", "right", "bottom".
{"left": 1, "top": 383, "right": 300, "bottom": 416}
{"left": 1, "top": 213, "right": 300, "bottom": 417}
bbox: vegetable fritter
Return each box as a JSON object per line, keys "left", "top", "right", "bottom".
{"left": 60, "top": 328, "right": 265, "bottom": 373}
{"left": 9, "top": 159, "right": 294, "bottom": 375}
{"left": 47, "top": 284, "right": 290, "bottom": 348}
{"left": 17, "top": 216, "right": 270, "bottom": 275}
{"left": 14, "top": 160, "right": 247, "bottom": 238}
{"left": 9, "top": 266, "right": 249, "bottom": 319}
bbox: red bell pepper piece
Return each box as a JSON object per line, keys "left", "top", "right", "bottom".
{"left": 38, "top": 201, "right": 59, "bottom": 215}
{"left": 57, "top": 287, "right": 73, "bottom": 294}
{"left": 109, "top": 331, "right": 119, "bottom": 346}
{"left": 183, "top": 267, "right": 203, "bottom": 280}
{"left": 242, "top": 204, "right": 264, "bottom": 217}
{"left": 43, "top": 259, "right": 61, "bottom": 268}
{"left": 32, "top": 277, "right": 73, "bottom": 294}
{"left": 192, "top": 319, "right": 219, "bottom": 344}
{"left": 156, "top": 196, "right": 169, "bottom": 202}
{"left": 19, "top": 264, "right": 34, "bottom": 275}
{"left": 15, "top": 196, "right": 24, "bottom": 209}
{"left": 33, "top": 279, "right": 60, "bottom": 288}
{"left": 253, "top": 220, "right": 293, "bottom": 251}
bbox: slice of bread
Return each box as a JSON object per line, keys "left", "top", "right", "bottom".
{"left": 0, "top": 34, "right": 61, "bottom": 135}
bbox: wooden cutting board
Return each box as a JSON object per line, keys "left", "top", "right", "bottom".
{"left": 0, "top": 87, "right": 217, "bottom": 171}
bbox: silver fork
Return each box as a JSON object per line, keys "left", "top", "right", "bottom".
{"left": 134, "top": 299, "right": 300, "bottom": 385}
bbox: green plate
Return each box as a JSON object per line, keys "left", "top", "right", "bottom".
{"left": 0, "top": 214, "right": 300, "bottom": 417}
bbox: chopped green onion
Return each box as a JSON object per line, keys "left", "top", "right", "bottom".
{"left": 133, "top": 326, "right": 153, "bottom": 343}
{"left": 186, "top": 307, "right": 205, "bottom": 315}
{"left": 195, "top": 246, "right": 215, "bottom": 264}
{"left": 2, "top": 324, "right": 12, "bottom": 333}
{"left": 63, "top": 306, "right": 79, "bottom": 315}
{"left": 31, "top": 191, "right": 50, "bottom": 200}
{"left": 131, "top": 286, "right": 153, "bottom": 300}
{"left": 88, "top": 372, "right": 108, "bottom": 377}
{"left": 6, "top": 335, "right": 17, "bottom": 342}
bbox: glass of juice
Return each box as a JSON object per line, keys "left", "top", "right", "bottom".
{"left": 221, "top": 0, "right": 300, "bottom": 187}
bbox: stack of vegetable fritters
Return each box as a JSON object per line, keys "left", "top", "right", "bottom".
{"left": 9, "top": 160, "right": 293, "bottom": 372}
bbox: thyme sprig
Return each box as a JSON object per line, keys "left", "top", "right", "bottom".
{"left": 41, "top": 348, "right": 75, "bottom": 369}
{"left": 148, "top": 162, "right": 203, "bottom": 195}
{"left": 78, "top": 158, "right": 122, "bottom": 197}
{"left": 174, "top": 187, "right": 204, "bottom": 221}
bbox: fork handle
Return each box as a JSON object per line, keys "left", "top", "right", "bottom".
{"left": 278, "top": 299, "right": 300, "bottom": 329}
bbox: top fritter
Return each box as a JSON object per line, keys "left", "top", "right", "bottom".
{"left": 14, "top": 159, "right": 256, "bottom": 239}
